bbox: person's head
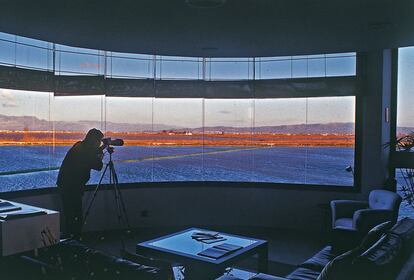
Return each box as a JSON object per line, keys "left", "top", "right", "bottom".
{"left": 84, "top": 128, "right": 104, "bottom": 148}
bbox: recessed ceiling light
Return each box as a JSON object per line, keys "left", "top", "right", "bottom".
{"left": 186, "top": 0, "right": 226, "bottom": 8}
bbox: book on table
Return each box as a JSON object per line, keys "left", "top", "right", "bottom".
{"left": 197, "top": 243, "right": 243, "bottom": 259}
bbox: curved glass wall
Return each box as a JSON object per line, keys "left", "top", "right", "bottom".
{"left": 0, "top": 31, "right": 357, "bottom": 192}
{"left": 0, "top": 88, "right": 355, "bottom": 192}
{"left": 0, "top": 32, "right": 356, "bottom": 80}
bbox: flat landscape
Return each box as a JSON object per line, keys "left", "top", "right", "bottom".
{"left": 0, "top": 131, "right": 355, "bottom": 147}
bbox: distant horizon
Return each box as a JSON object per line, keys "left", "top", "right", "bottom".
{"left": 0, "top": 90, "right": 356, "bottom": 127}
{"left": 1, "top": 113, "right": 413, "bottom": 134}
{"left": 0, "top": 112, "right": 356, "bottom": 130}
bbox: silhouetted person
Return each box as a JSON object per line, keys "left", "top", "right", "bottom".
{"left": 57, "top": 128, "right": 104, "bottom": 239}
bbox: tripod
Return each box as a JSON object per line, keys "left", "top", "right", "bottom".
{"left": 82, "top": 146, "right": 131, "bottom": 251}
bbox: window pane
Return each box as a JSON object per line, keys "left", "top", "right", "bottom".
{"left": 253, "top": 98, "right": 307, "bottom": 183}
{"left": 0, "top": 32, "right": 15, "bottom": 41}
{"left": 52, "top": 95, "right": 104, "bottom": 184}
{"left": 159, "top": 56, "right": 201, "bottom": 80}
{"left": 16, "top": 43, "right": 52, "bottom": 70}
{"left": 0, "top": 38, "right": 15, "bottom": 65}
{"left": 0, "top": 88, "right": 54, "bottom": 191}
{"left": 204, "top": 99, "right": 253, "bottom": 181}
{"left": 108, "top": 52, "right": 153, "bottom": 78}
{"left": 105, "top": 97, "right": 154, "bottom": 182}
{"left": 396, "top": 47, "right": 414, "bottom": 219}
{"left": 305, "top": 96, "right": 355, "bottom": 186}
{"left": 292, "top": 57, "right": 308, "bottom": 78}
{"left": 16, "top": 36, "right": 51, "bottom": 49}
{"left": 152, "top": 98, "right": 203, "bottom": 181}
{"left": 256, "top": 57, "right": 291, "bottom": 79}
{"left": 326, "top": 55, "right": 356, "bottom": 76}
{"left": 207, "top": 58, "right": 251, "bottom": 80}
{"left": 307, "top": 57, "right": 326, "bottom": 77}
{"left": 397, "top": 47, "right": 414, "bottom": 136}
{"left": 55, "top": 45, "right": 104, "bottom": 75}
{"left": 396, "top": 168, "right": 414, "bottom": 219}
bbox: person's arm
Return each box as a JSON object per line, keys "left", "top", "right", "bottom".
{"left": 78, "top": 145, "right": 104, "bottom": 171}
{"left": 89, "top": 149, "right": 104, "bottom": 171}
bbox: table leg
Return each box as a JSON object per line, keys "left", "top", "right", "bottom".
{"left": 258, "top": 244, "right": 268, "bottom": 273}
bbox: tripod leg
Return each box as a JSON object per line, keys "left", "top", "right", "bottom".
{"left": 109, "top": 162, "right": 127, "bottom": 250}
{"left": 82, "top": 163, "right": 110, "bottom": 232}
{"left": 111, "top": 164, "right": 131, "bottom": 229}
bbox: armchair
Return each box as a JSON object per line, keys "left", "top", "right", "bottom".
{"left": 330, "top": 189, "right": 401, "bottom": 247}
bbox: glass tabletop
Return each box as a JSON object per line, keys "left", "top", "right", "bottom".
{"left": 146, "top": 228, "right": 259, "bottom": 258}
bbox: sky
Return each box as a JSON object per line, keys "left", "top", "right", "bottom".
{"left": 0, "top": 90, "right": 356, "bottom": 128}
{"left": 398, "top": 46, "right": 414, "bottom": 127}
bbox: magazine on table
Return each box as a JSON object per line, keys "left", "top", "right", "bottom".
{"left": 197, "top": 243, "right": 243, "bottom": 259}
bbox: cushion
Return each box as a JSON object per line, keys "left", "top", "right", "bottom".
{"left": 354, "top": 232, "right": 403, "bottom": 280}
{"left": 286, "top": 267, "right": 320, "bottom": 280}
{"left": 369, "top": 190, "right": 401, "bottom": 211}
{"left": 390, "top": 217, "right": 414, "bottom": 242}
{"left": 316, "top": 247, "right": 360, "bottom": 280}
{"left": 359, "top": 221, "right": 393, "bottom": 251}
{"left": 299, "top": 246, "right": 336, "bottom": 271}
{"left": 358, "top": 233, "right": 402, "bottom": 265}
{"left": 389, "top": 218, "right": 414, "bottom": 260}
{"left": 334, "top": 218, "right": 353, "bottom": 229}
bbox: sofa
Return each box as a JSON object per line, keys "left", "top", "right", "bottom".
{"left": 1, "top": 239, "right": 173, "bottom": 280}
{"left": 224, "top": 217, "right": 414, "bottom": 280}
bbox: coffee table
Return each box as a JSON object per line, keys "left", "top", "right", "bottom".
{"left": 136, "top": 228, "right": 268, "bottom": 279}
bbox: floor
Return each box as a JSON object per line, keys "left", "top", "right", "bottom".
{"left": 83, "top": 226, "right": 327, "bottom": 278}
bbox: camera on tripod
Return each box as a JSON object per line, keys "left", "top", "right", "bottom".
{"left": 102, "top": 137, "right": 124, "bottom": 147}
{"left": 101, "top": 137, "right": 124, "bottom": 153}
{"left": 83, "top": 136, "right": 130, "bottom": 248}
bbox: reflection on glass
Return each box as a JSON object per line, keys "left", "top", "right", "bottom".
{"left": 105, "top": 97, "right": 153, "bottom": 182}
{"left": 307, "top": 55, "right": 326, "bottom": 77}
{"left": 16, "top": 43, "right": 52, "bottom": 70}
{"left": 55, "top": 45, "right": 104, "bottom": 75}
{"left": 108, "top": 52, "right": 153, "bottom": 78}
{"left": 152, "top": 98, "right": 203, "bottom": 181}
{"left": 204, "top": 99, "right": 253, "bottom": 181}
{"left": 159, "top": 56, "right": 202, "bottom": 80}
{"left": 256, "top": 57, "right": 291, "bottom": 79}
{"left": 207, "top": 58, "right": 252, "bottom": 80}
{"left": 0, "top": 39, "right": 15, "bottom": 65}
{"left": 0, "top": 31, "right": 358, "bottom": 80}
{"left": 326, "top": 56, "right": 356, "bottom": 76}
{"left": 254, "top": 98, "right": 307, "bottom": 183}
{"left": 292, "top": 56, "right": 308, "bottom": 78}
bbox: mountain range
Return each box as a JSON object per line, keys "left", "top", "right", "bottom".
{"left": 0, "top": 114, "right": 412, "bottom": 134}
